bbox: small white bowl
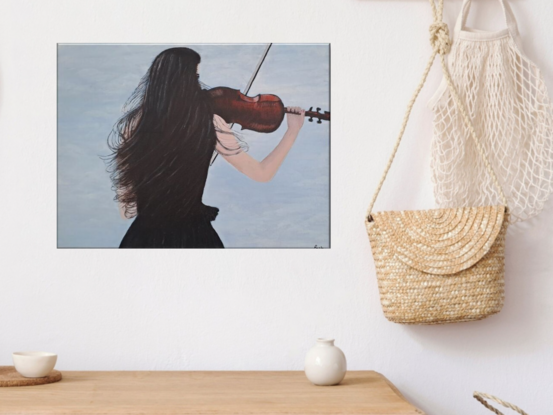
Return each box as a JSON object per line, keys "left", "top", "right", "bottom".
{"left": 12, "top": 352, "right": 58, "bottom": 378}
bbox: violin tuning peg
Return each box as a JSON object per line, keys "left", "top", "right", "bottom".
{"left": 308, "top": 117, "right": 313, "bottom": 122}
{"left": 316, "top": 107, "right": 321, "bottom": 112}
{"left": 317, "top": 119, "right": 322, "bottom": 124}
{"left": 309, "top": 107, "right": 313, "bottom": 112}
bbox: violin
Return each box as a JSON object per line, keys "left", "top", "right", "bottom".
{"left": 209, "top": 87, "right": 330, "bottom": 133}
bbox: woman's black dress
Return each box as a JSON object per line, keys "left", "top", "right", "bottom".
{"left": 119, "top": 204, "right": 223, "bottom": 248}
{"left": 119, "top": 116, "right": 224, "bottom": 249}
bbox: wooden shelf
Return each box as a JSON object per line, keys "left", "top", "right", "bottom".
{"left": 0, "top": 370, "right": 424, "bottom": 415}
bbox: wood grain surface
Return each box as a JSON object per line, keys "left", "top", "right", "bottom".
{"left": 0, "top": 366, "right": 62, "bottom": 387}
{"left": 0, "top": 370, "right": 424, "bottom": 415}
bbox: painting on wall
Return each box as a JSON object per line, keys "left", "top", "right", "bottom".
{"left": 57, "top": 44, "right": 330, "bottom": 248}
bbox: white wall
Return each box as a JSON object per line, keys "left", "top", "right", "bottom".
{"left": 1, "top": 0, "right": 552, "bottom": 413}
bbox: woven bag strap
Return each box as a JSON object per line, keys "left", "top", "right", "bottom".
{"left": 366, "top": 0, "right": 508, "bottom": 221}
{"left": 473, "top": 392, "right": 529, "bottom": 415}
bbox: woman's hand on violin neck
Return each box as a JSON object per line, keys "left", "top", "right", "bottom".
{"left": 286, "top": 107, "right": 305, "bottom": 132}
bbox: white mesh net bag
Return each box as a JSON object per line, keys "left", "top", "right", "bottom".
{"left": 429, "top": 0, "right": 553, "bottom": 222}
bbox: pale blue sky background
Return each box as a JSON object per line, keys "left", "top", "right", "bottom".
{"left": 57, "top": 44, "right": 330, "bottom": 248}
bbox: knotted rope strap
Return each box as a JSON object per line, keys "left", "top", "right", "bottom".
{"left": 366, "top": 0, "right": 508, "bottom": 221}
{"left": 474, "top": 392, "right": 529, "bottom": 415}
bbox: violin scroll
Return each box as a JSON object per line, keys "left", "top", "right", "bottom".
{"left": 305, "top": 106, "right": 330, "bottom": 124}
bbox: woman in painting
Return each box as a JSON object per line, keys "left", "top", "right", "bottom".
{"left": 108, "top": 47, "right": 305, "bottom": 248}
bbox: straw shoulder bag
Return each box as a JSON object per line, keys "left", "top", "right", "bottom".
{"left": 365, "top": 0, "right": 509, "bottom": 325}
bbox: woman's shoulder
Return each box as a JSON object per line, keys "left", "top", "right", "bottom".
{"left": 213, "top": 115, "right": 248, "bottom": 156}
{"left": 213, "top": 114, "right": 231, "bottom": 132}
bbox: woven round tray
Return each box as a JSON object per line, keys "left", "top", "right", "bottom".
{"left": 0, "top": 366, "right": 62, "bottom": 387}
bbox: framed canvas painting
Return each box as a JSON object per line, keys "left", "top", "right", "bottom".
{"left": 57, "top": 44, "right": 330, "bottom": 248}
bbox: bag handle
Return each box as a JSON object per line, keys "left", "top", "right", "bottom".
{"left": 453, "top": 0, "right": 522, "bottom": 47}
{"left": 473, "top": 392, "right": 529, "bottom": 415}
{"left": 366, "top": 0, "right": 508, "bottom": 222}
{"left": 454, "top": 0, "right": 520, "bottom": 38}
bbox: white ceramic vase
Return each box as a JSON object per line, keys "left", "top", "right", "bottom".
{"left": 304, "top": 338, "right": 347, "bottom": 386}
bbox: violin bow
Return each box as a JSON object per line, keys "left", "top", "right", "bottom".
{"left": 242, "top": 43, "right": 272, "bottom": 97}
{"left": 211, "top": 43, "right": 273, "bottom": 164}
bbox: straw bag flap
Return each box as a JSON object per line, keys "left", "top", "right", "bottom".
{"left": 366, "top": 205, "right": 505, "bottom": 275}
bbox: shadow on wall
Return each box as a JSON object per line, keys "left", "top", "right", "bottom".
{"left": 404, "top": 197, "right": 553, "bottom": 357}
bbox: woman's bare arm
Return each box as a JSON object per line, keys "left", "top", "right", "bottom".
{"left": 214, "top": 108, "right": 305, "bottom": 182}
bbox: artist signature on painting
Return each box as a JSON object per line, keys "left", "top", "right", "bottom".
{"left": 314, "top": 245, "right": 326, "bottom": 249}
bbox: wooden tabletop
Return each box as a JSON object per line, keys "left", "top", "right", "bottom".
{"left": 0, "top": 371, "right": 424, "bottom": 415}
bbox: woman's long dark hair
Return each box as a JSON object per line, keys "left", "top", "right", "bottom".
{"left": 107, "top": 47, "right": 216, "bottom": 219}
